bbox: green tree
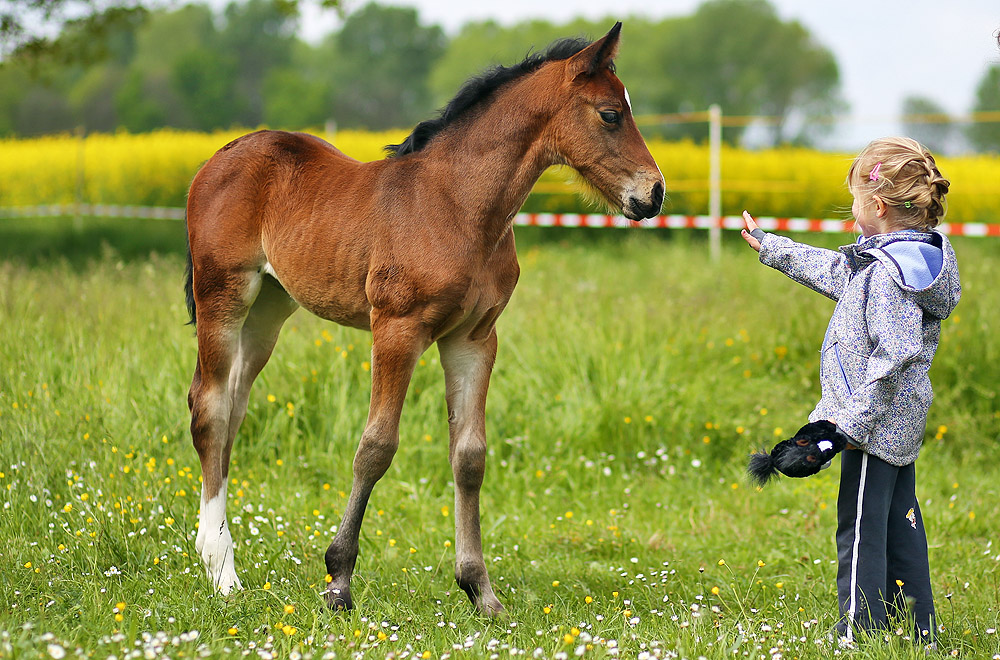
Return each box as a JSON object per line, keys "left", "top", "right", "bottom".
{"left": 172, "top": 47, "right": 241, "bottom": 131}
{"left": 113, "top": 4, "right": 219, "bottom": 130}
{"left": 329, "top": 3, "right": 445, "bottom": 130}
{"left": 263, "top": 66, "right": 330, "bottom": 129}
{"left": 68, "top": 63, "right": 126, "bottom": 132}
{"left": 968, "top": 65, "right": 1000, "bottom": 153}
{"left": 660, "top": 0, "right": 841, "bottom": 144}
{"left": 219, "top": 0, "right": 298, "bottom": 126}
{"left": 115, "top": 68, "right": 174, "bottom": 131}
{"left": 901, "top": 95, "right": 953, "bottom": 155}
{"left": 0, "top": 0, "right": 339, "bottom": 59}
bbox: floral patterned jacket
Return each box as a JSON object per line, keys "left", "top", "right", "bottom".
{"left": 752, "top": 229, "right": 961, "bottom": 466}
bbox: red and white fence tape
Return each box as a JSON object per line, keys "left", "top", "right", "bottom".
{"left": 2, "top": 205, "right": 998, "bottom": 237}
{"left": 512, "top": 212, "right": 1000, "bottom": 237}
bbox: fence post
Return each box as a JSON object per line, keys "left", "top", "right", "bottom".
{"left": 74, "top": 125, "right": 85, "bottom": 232}
{"left": 708, "top": 104, "right": 722, "bottom": 262}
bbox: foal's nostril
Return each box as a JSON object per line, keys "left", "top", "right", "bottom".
{"left": 651, "top": 181, "right": 664, "bottom": 209}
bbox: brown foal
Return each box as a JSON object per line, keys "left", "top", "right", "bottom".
{"left": 184, "top": 22, "right": 662, "bottom": 614}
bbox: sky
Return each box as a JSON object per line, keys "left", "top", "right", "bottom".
{"left": 300, "top": 0, "right": 1000, "bottom": 151}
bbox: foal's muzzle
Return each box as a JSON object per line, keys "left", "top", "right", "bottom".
{"left": 625, "top": 180, "right": 664, "bottom": 221}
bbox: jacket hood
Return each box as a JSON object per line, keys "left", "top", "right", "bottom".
{"left": 842, "top": 231, "right": 961, "bottom": 320}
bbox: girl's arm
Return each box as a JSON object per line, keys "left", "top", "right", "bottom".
{"left": 741, "top": 211, "right": 851, "bottom": 301}
{"left": 831, "top": 266, "right": 924, "bottom": 442}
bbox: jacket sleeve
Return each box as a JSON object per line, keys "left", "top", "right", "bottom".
{"left": 831, "top": 266, "right": 925, "bottom": 443}
{"left": 756, "top": 231, "right": 852, "bottom": 301}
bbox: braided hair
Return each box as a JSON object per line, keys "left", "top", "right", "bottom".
{"left": 847, "top": 137, "right": 950, "bottom": 230}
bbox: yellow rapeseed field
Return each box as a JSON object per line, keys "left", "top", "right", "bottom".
{"left": 2, "top": 129, "right": 998, "bottom": 223}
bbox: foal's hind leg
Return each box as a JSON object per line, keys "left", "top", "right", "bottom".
{"left": 438, "top": 330, "right": 504, "bottom": 615}
{"left": 190, "top": 271, "right": 296, "bottom": 594}
{"left": 324, "top": 314, "right": 430, "bottom": 610}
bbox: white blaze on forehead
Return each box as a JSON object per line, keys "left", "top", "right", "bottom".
{"left": 623, "top": 86, "right": 632, "bottom": 111}
{"left": 817, "top": 440, "right": 834, "bottom": 452}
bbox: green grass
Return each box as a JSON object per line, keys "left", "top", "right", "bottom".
{"left": 1, "top": 217, "right": 998, "bottom": 659}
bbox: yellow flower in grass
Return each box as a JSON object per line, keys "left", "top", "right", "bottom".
{"left": 228, "top": 627, "right": 238, "bottom": 635}
{"left": 284, "top": 604, "right": 295, "bottom": 614}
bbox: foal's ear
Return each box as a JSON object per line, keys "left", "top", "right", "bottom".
{"left": 565, "top": 21, "right": 622, "bottom": 82}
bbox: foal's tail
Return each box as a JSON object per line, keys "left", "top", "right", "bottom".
{"left": 183, "top": 216, "right": 196, "bottom": 326}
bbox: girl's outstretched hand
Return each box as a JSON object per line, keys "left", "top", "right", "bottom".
{"left": 741, "top": 210, "right": 761, "bottom": 252}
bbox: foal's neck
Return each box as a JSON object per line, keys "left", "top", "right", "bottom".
{"left": 424, "top": 76, "right": 560, "bottom": 241}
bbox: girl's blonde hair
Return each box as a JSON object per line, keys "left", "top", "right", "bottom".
{"left": 847, "top": 137, "right": 950, "bottom": 230}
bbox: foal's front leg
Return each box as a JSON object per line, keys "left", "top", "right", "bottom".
{"left": 324, "top": 315, "right": 429, "bottom": 610}
{"left": 439, "top": 330, "right": 504, "bottom": 615}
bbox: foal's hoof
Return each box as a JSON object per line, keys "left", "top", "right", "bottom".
{"left": 475, "top": 594, "right": 505, "bottom": 617}
{"left": 461, "top": 582, "right": 504, "bottom": 617}
{"left": 324, "top": 585, "right": 353, "bottom": 612}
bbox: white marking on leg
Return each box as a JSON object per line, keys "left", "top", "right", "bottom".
{"left": 196, "top": 486, "right": 242, "bottom": 595}
{"left": 847, "top": 452, "right": 869, "bottom": 641}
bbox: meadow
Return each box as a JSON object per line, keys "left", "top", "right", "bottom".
{"left": 1, "top": 217, "right": 998, "bottom": 659}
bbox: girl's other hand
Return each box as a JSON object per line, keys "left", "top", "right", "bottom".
{"left": 741, "top": 210, "right": 761, "bottom": 252}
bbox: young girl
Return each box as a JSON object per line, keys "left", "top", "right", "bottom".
{"left": 741, "top": 137, "right": 961, "bottom": 646}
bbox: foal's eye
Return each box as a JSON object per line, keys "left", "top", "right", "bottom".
{"left": 599, "top": 110, "right": 621, "bottom": 125}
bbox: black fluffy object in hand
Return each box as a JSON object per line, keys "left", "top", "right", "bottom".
{"left": 747, "top": 420, "right": 850, "bottom": 486}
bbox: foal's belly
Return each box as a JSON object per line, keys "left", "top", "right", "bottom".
{"left": 266, "top": 265, "right": 373, "bottom": 330}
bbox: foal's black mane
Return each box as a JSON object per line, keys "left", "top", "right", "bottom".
{"left": 385, "top": 37, "right": 592, "bottom": 157}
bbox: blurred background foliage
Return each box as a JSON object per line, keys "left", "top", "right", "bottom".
{"left": 3, "top": 0, "right": 996, "bottom": 151}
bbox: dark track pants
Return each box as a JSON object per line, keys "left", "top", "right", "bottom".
{"left": 835, "top": 450, "right": 936, "bottom": 642}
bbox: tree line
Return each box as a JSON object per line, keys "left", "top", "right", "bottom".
{"left": 1, "top": 0, "right": 998, "bottom": 151}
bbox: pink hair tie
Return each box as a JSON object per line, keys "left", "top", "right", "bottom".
{"left": 869, "top": 162, "right": 882, "bottom": 182}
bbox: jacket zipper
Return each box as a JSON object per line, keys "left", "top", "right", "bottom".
{"left": 833, "top": 342, "right": 854, "bottom": 396}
